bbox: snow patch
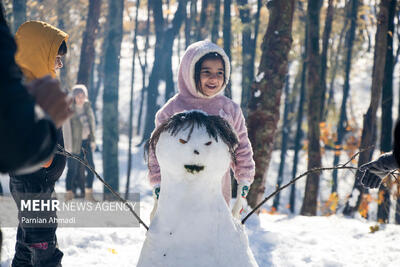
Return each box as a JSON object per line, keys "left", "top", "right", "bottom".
{"left": 255, "top": 72, "right": 264, "bottom": 83}
{"left": 348, "top": 188, "right": 361, "bottom": 207}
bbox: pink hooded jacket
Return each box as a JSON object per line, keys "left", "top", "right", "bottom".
{"left": 148, "top": 40, "right": 255, "bottom": 203}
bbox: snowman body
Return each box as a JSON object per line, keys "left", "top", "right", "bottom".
{"left": 137, "top": 120, "right": 258, "bottom": 267}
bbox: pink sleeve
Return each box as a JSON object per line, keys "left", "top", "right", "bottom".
{"left": 147, "top": 106, "right": 174, "bottom": 186}
{"left": 232, "top": 106, "right": 255, "bottom": 184}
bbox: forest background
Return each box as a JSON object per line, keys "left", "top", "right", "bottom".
{"left": 1, "top": 0, "right": 400, "bottom": 225}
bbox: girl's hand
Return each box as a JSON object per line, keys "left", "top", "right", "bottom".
{"left": 232, "top": 182, "right": 250, "bottom": 219}
{"left": 150, "top": 185, "right": 160, "bottom": 222}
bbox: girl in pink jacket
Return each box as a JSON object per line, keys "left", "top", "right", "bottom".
{"left": 148, "top": 40, "right": 255, "bottom": 219}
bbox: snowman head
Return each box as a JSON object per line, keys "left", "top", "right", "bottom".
{"left": 147, "top": 111, "right": 238, "bottom": 179}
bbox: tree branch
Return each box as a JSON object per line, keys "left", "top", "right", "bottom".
{"left": 56, "top": 145, "right": 149, "bottom": 230}
{"left": 242, "top": 149, "right": 369, "bottom": 224}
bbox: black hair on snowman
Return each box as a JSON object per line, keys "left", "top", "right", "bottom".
{"left": 145, "top": 110, "right": 239, "bottom": 164}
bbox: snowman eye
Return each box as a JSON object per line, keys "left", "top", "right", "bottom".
{"left": 179, "top": 139, "right": 187, "bottom": 144}
{"left": 205, "top": 141, "right": 212, "bottom": 146}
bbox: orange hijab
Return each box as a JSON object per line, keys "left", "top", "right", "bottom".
{"left": 15, "top": 20, "right": 68, "bottom": 82}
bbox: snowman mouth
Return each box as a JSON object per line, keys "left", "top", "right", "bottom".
{"left": 184, "top": 164, "right": 204, "bottom": 174}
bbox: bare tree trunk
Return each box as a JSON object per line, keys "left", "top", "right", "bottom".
{"left": 250, "top": 0, "right": 262, "bottom": 82}
{"left": 223, "top": 0, "right": 234, "bottom": 193}
{"left": 141, "top": 0, "right": 165, "bottom": 143}
{"left": 395, "top": 8, "right": 400, "bottom": 67}
{"left": 185, "top": 0, "right": 193, "bottom": 48}
{"left": 331, "top": 0, "right": 358, "bottom": 194}
{"left": 396, "top": 8, "right": 400, "bottom": 225}
{"left": 377, "top": 0, "right": 396, "bottom": 224}
{"left": 319, "top": 0, "right": 334, "bottom": 120}
{"left": 57, "top": 0, "right": 70, "bottom": 91}
{"left": 76, "top": 0, "right": 102, "bottom": 89}
{"left": 164, "top": 42, "right": 176, "bottom": 101}
{"left": 12, "top": 0, "right": 26, "bottom": 33}
{"left": 238, "top": 0, "right": 253, "bottom": 118}
{"left": 141, "top": 0, "right": 187, "bottom": 143}
{"left": 247, "top": 0, "right": 296, "bottom": 210}
{"left": 211, "top": 0, "right": 220, "bottom": 43}
{"left": 289, "top": 58, "right": 306, "bottom": 213}
{"left": 102, "top": 0, "right": 124, "bottom": 199}
{"left": 343, "top": 0, "right": 390, "bottom": 217}
{"left": 91, "top": 32, "right": 106, "bottom": 115}
{"left": 136, "top": 1, "right": 151, "bottom": 136}
{"left": 223, "top": 0, "right": 232, "bottom": 98}
{"left": 272, "top": 74, "right": 291, "bottom": 211}
{"left": 91, "top": 7, "right": 111, "bottom": 112}
{"left": 238, "top": 0, "right": 261, "bottom": 117}
{"left": 125, "top": 0, "right": 141, "bottom": 199}
{"left": 300, "top": 0, "right": 322, "bottom": 216}
{"left": 188, "top": 0, "right": 197, "bottom": 46}
{"left": 289, "top": 3, "right": 308, "bottom": 214}
{"left": 324, "top": 14, "right": 348, "bottom": 121}
{"left": 196, "top": 0, "right": 209, "bottom": 40}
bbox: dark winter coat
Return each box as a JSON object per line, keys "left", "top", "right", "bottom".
{"left": 0, "top": 14, "right": 57, "bottom": 174}
{"left": 10, "top": 128, "right": 66, "bottom": 186}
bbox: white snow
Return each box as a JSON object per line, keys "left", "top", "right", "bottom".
{"left": 248, "top": 214, "right": 400, "bottom": 267}
{"left": 255, "top": 72, "right": 264, "bottom": 83}
{"left": 348, "top": 188, "right": 361, "bottom": 207}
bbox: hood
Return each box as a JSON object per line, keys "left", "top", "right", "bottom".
{"left": 178, "top": 40, "right": 231, "bottom": 99}
{"left": 15, "top": 21, "right": 68, "bottom": 82}
{"left": 72, "top": 84, "right": 88, "bottom": 98}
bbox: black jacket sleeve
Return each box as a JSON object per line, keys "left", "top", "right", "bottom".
{"left": 10, "top": 129, "right": 66, "bottom": 185}
{"left": 0, "top": 18, "right": 57, "bottom": 173}
{"left": 45, "top": 129, "right": 67, "bottom": 181}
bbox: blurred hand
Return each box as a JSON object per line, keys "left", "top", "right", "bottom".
{"left": 91, "top": 142, "right": 96, "bottom": 152}
{"left": 26, "top": 75, "right": 73, "bottom": 128}
{"left": 359, "top": 152, "right": 399, "bottom": 189}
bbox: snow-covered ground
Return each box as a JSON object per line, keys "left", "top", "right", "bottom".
{"left": 2, "top": 202, "right": 400, "bottom": 266}
{"left": 2, "top": 140, "right": 400, "bottom": 267}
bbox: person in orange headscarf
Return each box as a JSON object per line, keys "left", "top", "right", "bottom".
{"left": 9, "top": 21, "right": 69, "bottom": 267}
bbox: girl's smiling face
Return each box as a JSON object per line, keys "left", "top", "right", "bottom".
{"left": 199, "top": 58, "right": 225, "bottom": 97}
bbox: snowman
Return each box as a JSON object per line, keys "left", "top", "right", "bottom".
{"left": 137, "top": 111, "right": 258, "bottom": 267}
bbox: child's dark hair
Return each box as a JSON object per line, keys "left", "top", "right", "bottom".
{"left": 58, "top": 40, "right": 67, "bottom": 56}
{"left": 145, "top": 111, "right": 238, "bottom": 165}
{"left": 194, "top": 52, "right": 225, "bottom": 96}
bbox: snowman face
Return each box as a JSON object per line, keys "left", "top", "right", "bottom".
{"left": 155, "top": 124, "right": 231, "bottom": 179}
